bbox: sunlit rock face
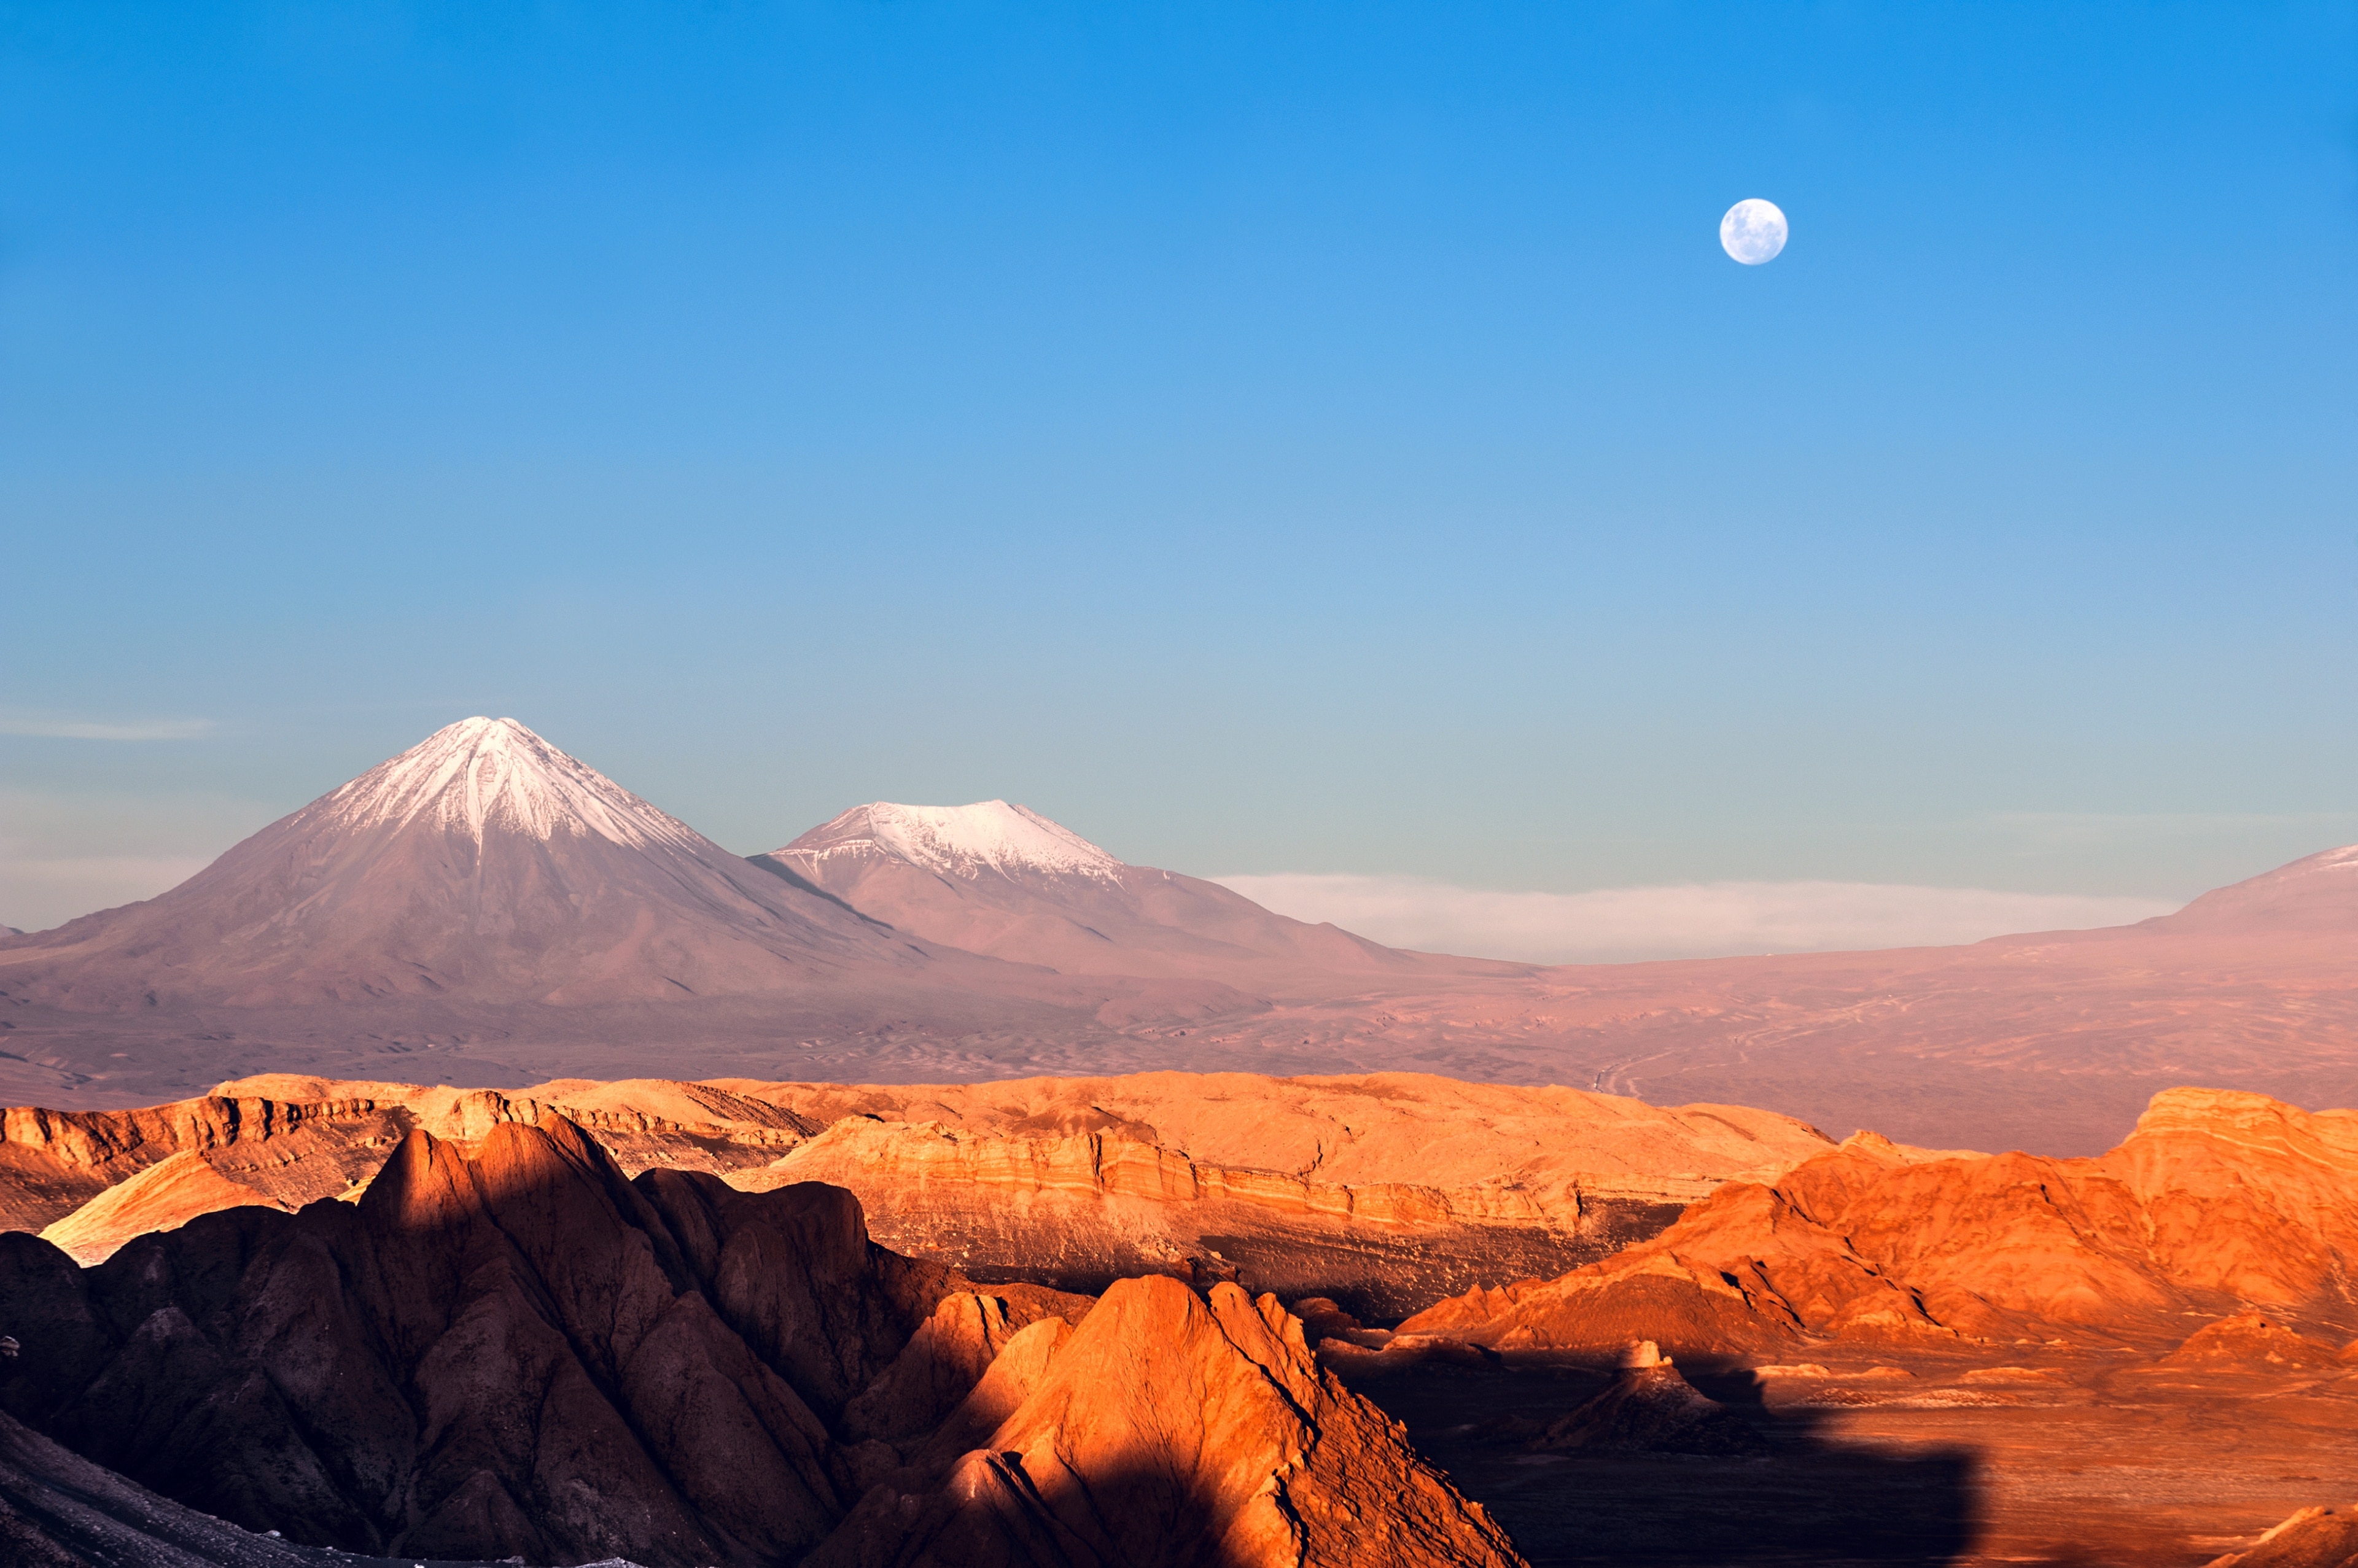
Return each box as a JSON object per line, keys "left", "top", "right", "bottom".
{"left": 1395, "top": 1087, "right": 2358, "bottom": 1360}
{"left": 813, "top": 1275, "right": 1523, "bottom": 1568}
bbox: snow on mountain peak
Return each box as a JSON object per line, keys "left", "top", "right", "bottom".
{"left": 318, "top": 717, "right": 709, "bottom": 853}
{"left": 785, "top": 801, "right": 1126, "bottom": 882}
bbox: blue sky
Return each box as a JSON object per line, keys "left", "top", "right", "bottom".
{"left": 3, "top": 2, "right": 2354, "bottom": 944}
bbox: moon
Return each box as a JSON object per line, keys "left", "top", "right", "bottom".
{"left": 1719, "top": 198, "right": 1788, "bottom": 265}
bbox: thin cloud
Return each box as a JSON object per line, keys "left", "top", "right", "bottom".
{"left": 0, "top": 716, "right": 215, "bottom": 740}
{"left": 1213, "top": 874, "right": 2182, "bottom": 965}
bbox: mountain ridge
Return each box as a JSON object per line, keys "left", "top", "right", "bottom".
{"left": 0, "top": 717, "right": 960, "bottom": 1011}
{"left": 3, "top": 718, "right": 2353, "bottom": 1155}
{"left": 760, "top": 798, "right": 1520, "bottom": 984}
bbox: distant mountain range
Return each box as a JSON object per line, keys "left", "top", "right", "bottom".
{"left": 758, "top": 799, "right": 1508, "bottom": 982}
{"left": 2, "top": 716, "right": 2352, "bottom": 1152}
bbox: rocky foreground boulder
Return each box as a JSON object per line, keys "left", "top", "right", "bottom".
{"left": 0, "top": 1111, "right": 1523, "bottom": 1567}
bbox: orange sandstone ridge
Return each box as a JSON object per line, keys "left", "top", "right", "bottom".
{"left": 0, "top": 1069, "right": 1833, "bottom": 1318}
{"left": 1388, "top": 1086, "right": 2358, "bottom": 1361}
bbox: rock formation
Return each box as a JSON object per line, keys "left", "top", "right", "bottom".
{"left": 5, "top": 1069, "right": 1832, "bottom": 1314}
{"left": 723, "top": 1069, "right": 1827, "bottom": 1316}
{"left": 1396, "top": 1087, "right": 2358, "bottom": 1360}
{"left": 1520, "top": 1345, "right": 1765, "bottom": 1457}
{"left": 809, "top": 1275, "right": 1524, "bottom": 1568}
{"left": 0, "top": 1109, "right": 1526, "bottom": 1567}
{"left": 2209, "top": 1507, "right": 2358, "bottom": 1568}
{"left": 0, "top": 1113, "right": 1031, "bottom": 1564}
{"left": 37, "top": 1150, "right": 297, "bottom": 1266}
{"left": 2160, "top": 1311, "right": 2346, "bottom": 1372}
{"left": 0, "top": 1077, "right": 812, "bottom": 1244}
{"left": 0, "top": 1400, "right": 341, "bottom": 1568}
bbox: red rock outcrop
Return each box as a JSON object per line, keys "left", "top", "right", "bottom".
{"left": 0, "top": 1400, "right": 341, "bottom": 1568}
{"left": 812, "top": 1275, "right": 1525, "bottom": 1568}
{"left": 11, "top": 1068, "right": 1832, "bottom": 1310}
{"left": 37, "top": 1150, "right": 296, "bottom": 1265}
{"left": 1397, "top": 1088, "right": 2358, "bottom": 1360}
{"left": 0, "top": 1115, "right": 992, "bottom": 1564}
{"left": 0, "top": 1093, "right": 408, "bottom": 1233}
{"left": 0, "top": 1111, "right": 1525, "bottom": 1567}
{"left": 715, "top": 1070, "right": 1827, "bottom": 1316}
{"left": 2209, "top": 1507, "right": 2358, "bottom": 1568}
{"left": 0, "top": 1077, "right": 814, "bottom": 1251}
{"left": 2160, "top": 1312, "right": 2345, "bottom": 1371}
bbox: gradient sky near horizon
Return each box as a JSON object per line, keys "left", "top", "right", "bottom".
{"left": 4, "top": 2, "right": 2356, "bottom": 948}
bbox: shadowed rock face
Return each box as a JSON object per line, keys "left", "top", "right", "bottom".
{"left": 1525, "top": 1359, "right": 1767, "bottom": 1456}
{"left": 0, "top": 1402, "right": 359, "bottom": 1568}
{"left": 0, "top": 1114, "right": 1020, "bottom": 1565}
{"left": 0, "top": 1112, "right": 1527, "bottom": 1568}
{"left": 1396, "top": 1087, "right": 2358, "bottom": 1360}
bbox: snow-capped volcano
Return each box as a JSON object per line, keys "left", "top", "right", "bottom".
{"left": 0, "top": 718, "right": 938, "bottom": 1011}
{"left": 319, "top": 716, "right": 710, "bottom": 854}
{"left": 785, "top": 801, "right": 1126, "bottom": 883}
{"left": 758, "top": 801, "right": 1465, "bottom": 981}
{"left": 2137, "top": 840, "right": 2358, "bottom": 935}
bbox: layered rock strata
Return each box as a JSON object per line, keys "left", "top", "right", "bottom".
{"left": 6, "top": 1069, "right": 1832, "bottom": 1314}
